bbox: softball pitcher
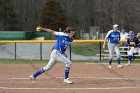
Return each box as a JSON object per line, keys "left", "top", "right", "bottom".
{"left": 29, "top": 26, "right": 76, "bottom": 84}
{"left": 126, "top": 31, "right": 139, "bottom": 66}
{"left": 103, "top": 24, "right": 122, "bottom": 68}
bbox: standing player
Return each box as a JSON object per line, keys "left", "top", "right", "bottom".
{"left": 29, "top": 26, "right": 76, "bottom": 84}
{"left": 103, "top": 24, "right": 122, "bottom": 68}
{"left": 126, "top": 31, "right": 139, "bottom": 66}
{"left": 120, "top": 28, "right": 128, "bottom": 46}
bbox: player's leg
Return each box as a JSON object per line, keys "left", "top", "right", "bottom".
{"left": 31, "top": 59, "right": 57, "bottom": 79}
{"left": 127, "top": 47, "right": 137, "bottom": 65}
{"left": 56, "top": 52, "right": 72, "bottom": 79}
{"left": 139, "top": 48, "right": 140, "bottom": 55}
{"left": 115, "top": 46, "right": 122, "bottom": 68}
{"left": 29, "top": 50, "right": 57, "bottom": 80}
{"left": 55, "top": 51, "right": 72, "bottom": 84}
{"left": 108, "top": 43, "right": 115, "bottom": 67}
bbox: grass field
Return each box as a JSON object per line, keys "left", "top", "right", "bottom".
{"left": 0, "top": 59, "right": 139, "bottom": 64}
{"left": 0, "top": 59, "right": 48, "bottom": 64}
{"left": 71, "top": 43, "right": 102, "bottom": 56}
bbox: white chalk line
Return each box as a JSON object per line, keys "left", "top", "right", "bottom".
{"left": 0, "top": 76, "right": 140, "bottom": 80}
{"left": 86, "top": 63, "right": 140, "bottom": 65}
{"left": 0, "top": 86, "right": 139, "bottom": 90}
{"left": 0, "top": 77, "right": 139, "bottom": 90}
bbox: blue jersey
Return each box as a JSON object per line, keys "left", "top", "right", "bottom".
{"left": 127, "top": 37, "right": 139, "bottom": 47}
{"left": 54, "top": 32, "right": 74, "bottom": 53}
{"left": 105, "top": 30, "right": 120, "bottom": 44}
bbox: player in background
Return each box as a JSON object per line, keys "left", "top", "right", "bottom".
{"left": 136, "top": 32, "right": 140, "bottom": 55}
{"left": 120, "top": 28, "right": 129, "bottom": 46}
{"left": 126, "top": 31, "right": 139, "bottom": 66}
{"left": 103, "top": 24, "right": 122, "bottom": 68}
{"left": 29, "top": 26, "right": 76, "bottom": 84}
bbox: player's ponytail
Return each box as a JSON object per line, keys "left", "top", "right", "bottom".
{"left": 64, "top": 26, "right": 75, "bottom": 33}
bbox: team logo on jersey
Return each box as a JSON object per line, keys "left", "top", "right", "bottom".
{"left": 62, "top": 37, "right": 67, "bottom": 42}
{"left": 63, "top": 37, "right": 67, "bottom": 40}
{"left": 111, "top": 35, "right": 119, "bottom": 37}
{"left": 130, "top": 42, "right": 136, "bottom": 46}
{"left": 62, "top": 37, "right": 71, "bottom": 46}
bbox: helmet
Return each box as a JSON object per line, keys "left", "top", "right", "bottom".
{"left": 128, "top": 31, "right": 134, "bottom": 36}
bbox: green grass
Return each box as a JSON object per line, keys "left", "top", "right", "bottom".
{"left": 0, "top": 59, "right": 139, "bottom": 64}
{"left": 71, "top": 43, "right": 102, "bottom": 56}
{"left": 0, "top": 59, "right": 48, "bottom": 64}
{"left": 0, "top": 59, "right": 94, "bottom": 64}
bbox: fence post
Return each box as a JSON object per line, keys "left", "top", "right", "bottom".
{"left": 100, "top": 42, "right": 102, "bottom": 61}
{"left": 15, "top": 43, "right": 16, "bottom": 60}
{"left": 40, "top": 43, "right": 42, "bottom": 61}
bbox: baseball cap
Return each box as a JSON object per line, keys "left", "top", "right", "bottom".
{"left": 113, "top": 24, "right": 119, "bottom": 28}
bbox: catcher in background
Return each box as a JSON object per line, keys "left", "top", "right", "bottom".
{"left": 126, "top": 31, "right": 139, "bottom": 66}
{"left": 29, "top": 26, "right": 76, "bottom": 84}
{"left": 103, "top": 24, "right": 122, "bottom": 68}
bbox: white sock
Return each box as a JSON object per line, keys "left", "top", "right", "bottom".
{"left": 128, "top": 60, "right": 131, "bottom": 64}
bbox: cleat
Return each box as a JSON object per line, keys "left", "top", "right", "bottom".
{"left": 125, "top": 63, "right": 131, "bottom": 66}
{"left": 118, "top": 64, "right": 123, "bottom": 68}
{"left": 29, "top": 75, "right": 36, "bottom": 80}
{"left": 108, "top": 65, "right": 112, "bottom": 68}
{"left": 64, "top": 78, "right": 73, "bottom": 84}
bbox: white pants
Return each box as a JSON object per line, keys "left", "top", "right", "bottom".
{"left": 128, "top": 47, "right": 138, "bottom": 56}
{"left": 108, "top": 43, "right": 120, "bottom": 59}
{"left": 42, "top": 49, "right": 72, "bottom": 71}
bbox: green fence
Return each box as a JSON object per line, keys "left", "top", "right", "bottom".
{"left": 0, "top": 31, "right": 53, "bottom": 40}
{"left": 33, "top": 32, "right": 53, "bottom": 40}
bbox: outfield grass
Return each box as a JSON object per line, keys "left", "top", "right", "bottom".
{"left": 0, "top": 59, "right": 139, "bottom": 64}
{"left": 0, "top": 59, "right": 93, "bottom": 64}
{"left": 0, "top": 59, "right": 48, "bottom": 64}
{"left": 71, "top": 43, "right": 103, "bottom": 56}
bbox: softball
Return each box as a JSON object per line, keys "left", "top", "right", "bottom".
{"left": 36, "top": 26, "right": 41, "bottom": 32}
